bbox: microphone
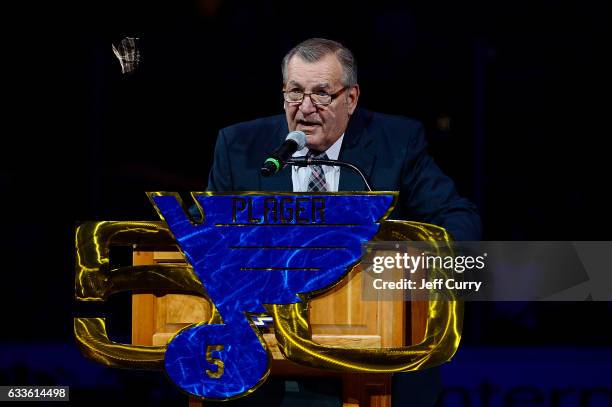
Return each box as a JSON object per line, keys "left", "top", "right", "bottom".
{"left": 260, "top": 131, "right": 307, "bottom": 176}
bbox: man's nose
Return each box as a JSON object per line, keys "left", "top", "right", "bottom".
{"left": 298, "top": 94, "right": 317, "bottom": 115}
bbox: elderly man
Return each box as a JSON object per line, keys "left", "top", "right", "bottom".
{"left": 206, "top": 38, "right": 481, "bottom": 405}
{"left": 208, "top": 38, "right": 480, "bottom": 241}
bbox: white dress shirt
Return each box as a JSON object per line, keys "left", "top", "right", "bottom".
{"left": 291, "top": 134, "right": 344, "bottom": 192}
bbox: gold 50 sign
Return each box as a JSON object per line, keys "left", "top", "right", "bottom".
{"left": 73, "top": 193, "right": 462, "bottom": 400}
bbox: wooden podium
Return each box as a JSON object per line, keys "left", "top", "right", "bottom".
{"left": 132, "top": 250, "right": 427, "bottom": 407}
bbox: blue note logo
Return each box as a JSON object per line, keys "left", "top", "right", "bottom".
{"left": 149, "top": 192, "right": 393, "bottom": 400}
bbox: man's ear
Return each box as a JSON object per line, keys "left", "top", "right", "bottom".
{"left": 347, "top": 84, "right": 360, "bottom": 115}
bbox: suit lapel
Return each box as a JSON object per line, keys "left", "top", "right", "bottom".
{"left": 259, "top": 119, "right": 293, "bottom": 191}
{"left": 338, "top": 108, "right": 376, "bottom": 192}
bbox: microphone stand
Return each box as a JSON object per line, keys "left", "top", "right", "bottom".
{"left": 286, "top": 157, "right": 373, "bottom": 192}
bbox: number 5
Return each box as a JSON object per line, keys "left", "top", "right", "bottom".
{"left": 205, "top": 345, "right": 224, "bottom": 378}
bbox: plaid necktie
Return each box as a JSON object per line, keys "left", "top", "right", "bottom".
{"left": 307, "top": 152, "right": 329, "bottom": 192}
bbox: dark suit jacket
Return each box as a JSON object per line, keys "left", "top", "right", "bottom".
{"left": 207, "top": 108, "right": 481, "bottom": 241}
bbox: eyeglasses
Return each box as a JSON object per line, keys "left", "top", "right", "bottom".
{"left": 283, "top": 87, "right": 348, "bottom": 106}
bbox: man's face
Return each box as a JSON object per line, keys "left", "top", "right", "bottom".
{"left": 283, "top": 54, "right": 359, "bottom": 152}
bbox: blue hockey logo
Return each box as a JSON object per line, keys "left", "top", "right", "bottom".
{"left": 149, "top": 192, "right": 394, "bottom": 399}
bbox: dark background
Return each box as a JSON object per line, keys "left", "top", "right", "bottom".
{"left": 3, "top": 0, "right": 611, "bottom": 404}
